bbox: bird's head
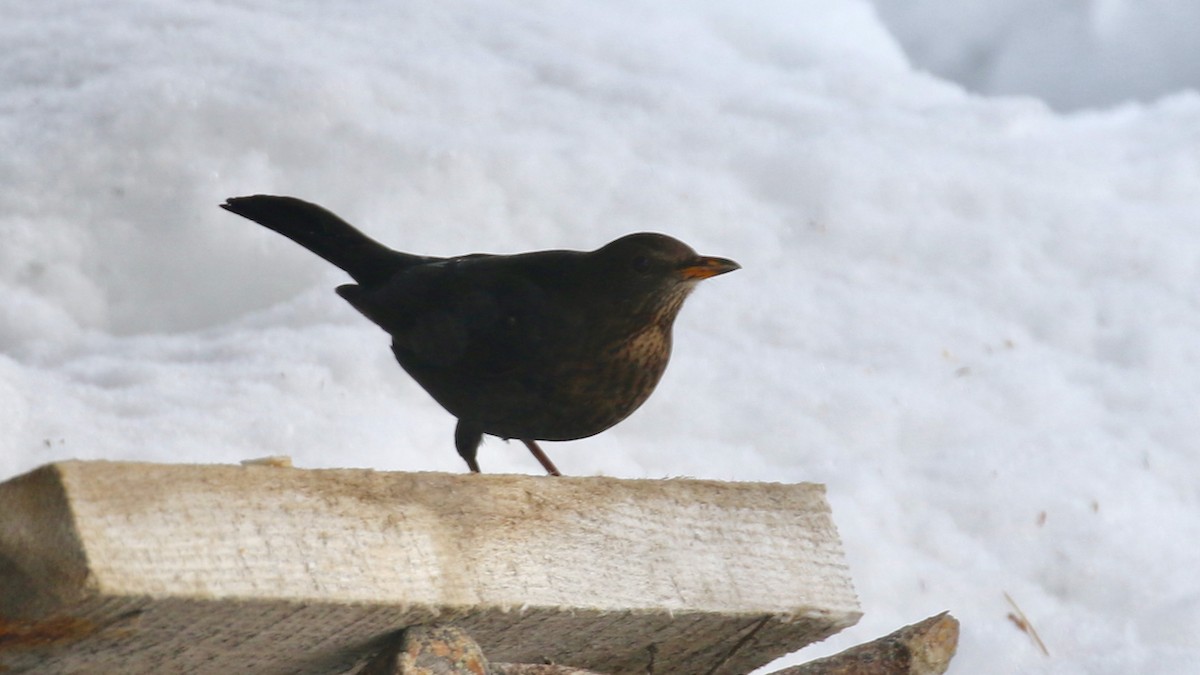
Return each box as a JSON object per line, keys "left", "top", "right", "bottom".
{"left": 591, "top": 233, "right": 740, "bottom": 320}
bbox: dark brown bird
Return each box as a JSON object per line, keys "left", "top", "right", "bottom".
{"left": 221, "top": 195, "right": 739, "bottom": 475}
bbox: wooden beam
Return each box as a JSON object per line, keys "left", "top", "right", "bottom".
{"left": 768, "top": 612, "right": 959, "bottom": 675}
{"left": 0, "top": 461, "right": 860, "bottom": 674}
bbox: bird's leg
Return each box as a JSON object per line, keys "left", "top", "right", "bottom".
{"left": 522, "top": 439, "right": 562, "bottom": 476}
{"left": 454, "top": 421, "right": 483, "bottom": 473}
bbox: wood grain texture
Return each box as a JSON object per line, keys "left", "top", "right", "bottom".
{"left": 0, "top": 461, "right": 859, "bottom": 674}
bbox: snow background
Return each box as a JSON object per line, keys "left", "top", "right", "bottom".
{"left": 3, "top": 0, "right": 1199, "bottom": 672}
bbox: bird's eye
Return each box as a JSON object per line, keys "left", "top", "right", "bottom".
{"left": 631, "top": 255, "right": 650, "bottom": 273}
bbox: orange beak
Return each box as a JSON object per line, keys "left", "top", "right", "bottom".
{"left": 679, "top": 256, "right": 741, "bottom": 280}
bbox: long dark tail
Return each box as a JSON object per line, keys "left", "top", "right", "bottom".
{"left": 221, "top": 195, "right": 429, "bottom": 286}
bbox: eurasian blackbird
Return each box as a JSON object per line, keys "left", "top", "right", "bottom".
{"left": 221, "top": 195, "right": 739, "bottom": 475}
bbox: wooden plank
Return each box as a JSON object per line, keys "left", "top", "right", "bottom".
{"left": 0, "top": 461, "right": 860, "bottom": 674}
{"left": 768, "top": 612, "right": 958, "bottom": 675}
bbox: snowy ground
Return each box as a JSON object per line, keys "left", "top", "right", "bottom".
{"left": 3, "top": 1, "right": 1199, "bottom": 672}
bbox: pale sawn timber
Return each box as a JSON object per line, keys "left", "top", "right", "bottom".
{"left": 0, "top": 460, "right": 860, "bottom": 674}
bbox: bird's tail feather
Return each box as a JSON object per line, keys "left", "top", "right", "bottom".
{"left": 221, "top": 195, "right": 427, "bottom": 286}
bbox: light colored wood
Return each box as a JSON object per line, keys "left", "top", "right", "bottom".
{"left": 768, "top": 612, "right": 958, "bottom": 675}
{"left": 0, "top": 460, "right": 860, "bottom": 674}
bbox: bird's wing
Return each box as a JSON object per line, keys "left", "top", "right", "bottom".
{"left": 337, "top": 253, "right": 582, "bottom": 377}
